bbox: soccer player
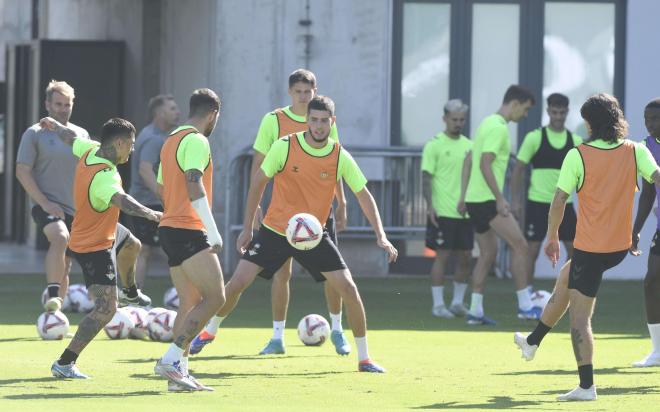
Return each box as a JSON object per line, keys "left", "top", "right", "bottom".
{"left": 511, "top": 93, "right": 582, "bottom": 290}
{"left": 422, "top": 99, "right": 472, "bottom": 318}
{"left": 461, "top": 85, "right": 537, "bottom": 325}
{"left": 153, "top": 88, "right": 225, "bottom": 392}
{"left": 630, "top": 98, "right": 660, "bottom": 367}
{"left": 514, "top": 93, "right": 660, "bottom": 401}
{"left": 16, "top": 80, "right": 89, "bottom": 311}
{"left": 42, "top": 117, "right": 162, "bottom": 379}
{"left": 129, "top": 94, "right": 180, "bottom": 288}
{"left": 191, "top": 69, "right": 351, "bottom": 356}
{"left": 205, "top": 96, "right": 396, "bottom": 373}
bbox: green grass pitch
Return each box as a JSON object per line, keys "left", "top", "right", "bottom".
{"left": 1, "top": 272, "right": 658, "bottom": 411}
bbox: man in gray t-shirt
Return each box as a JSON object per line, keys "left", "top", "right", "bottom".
{"left": 15, "top": 81, "right": 89, "bottom": 311}
{"left": 128, "top": 94, "right": 179, "bottom": 287}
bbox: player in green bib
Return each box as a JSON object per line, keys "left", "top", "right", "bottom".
{"left": 460, "top": 85, "right": 537, "bottom": 325}
{"left": 511, "top": 93, "right": 582, "bottom": 292}
{"left": 422, "top": 99, "right": 472, "bottom": 318}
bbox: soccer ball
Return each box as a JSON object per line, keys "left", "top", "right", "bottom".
{"left": 36, "top": 310, "right": 69, "bottom": 340}
{"left": 286, "top": 213, "right": 323, "bottom": 251}
{"left": 104, "top": 308, "right": 135, "bottom": 339}
{"left": 531, "top": 290, "right": 552, "bottom": 309}
{"left": 126, "top": 307, "right": 149, "bottom": 339}
{"left": 68, "top": 284, "right": 94, "bottom": 313}
{"left": 163, "top": 287, "right": 179, "bottom": 310}
{"left": 148, "top": 309, "right": 176, "bottom": 342}
{"left": 297, "top": 314, "right": 330, "bottom": 346}
{"left": 146, "top": 307, "right": 168, "bottom": 325}
{"left": 41, "top": 288, "right": 71, "bottom": 311}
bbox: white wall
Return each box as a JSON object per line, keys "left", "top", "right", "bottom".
{"left": 0, "top": 0, "right": 31, "bottom": 82}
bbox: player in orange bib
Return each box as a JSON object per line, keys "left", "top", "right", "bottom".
{"left": 153, "top": 89, "right": 225, "bottom": 392}
{"left": 40, "top": 117, "right": 162, "bottom": 380}
{"left": 195, "top": 96, "right": 397, "bottom": 373}
{"left": 513, "top": 94, "right": 660, "bottom": 401}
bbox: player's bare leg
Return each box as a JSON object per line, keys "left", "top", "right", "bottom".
{"left": 467, "top": 229, "right": 498, "bottom": 325}
{"left": 43, "top": 221, "right": 70, "bottom": 311}
{"left": 116, "top": 234, "right": 151, "bottom": 307}
{"left": 262, "top": 258, "right": 293, "bottom": 354}
{"left": 325, "top": 279, "right": 350, "bottom": 355}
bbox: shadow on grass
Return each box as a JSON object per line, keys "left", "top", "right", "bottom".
{"left": 4, "top": 391, "right": 161, "bottom": 400}
{"left": 495, "top": 367, "right": 657, "bottom": 376}
{"left": 130, "top": 369, "right": 350, "bottom": 381}
{"left": 414, "top": 396, "right": 557, "bottom": 410}
{"left": 116, "top": 353, "right": 332, "bottom": 364}
{"left": 0, "top": 337, "right": 42, "bottom": 343}
{"left": 0, "top": 377, "right": 61, "bottom": 386}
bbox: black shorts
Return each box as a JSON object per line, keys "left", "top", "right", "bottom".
{"left": 31, "top": 204, "right": 74, "bottom": 234}
{"left": 650, "top": 230, "right": 660, "bottom": 256}
{"left": 568, "top": 248, "right": 628, "bottom": 297}
{"left": 67, "top": 248, "right": 117, "bottom": 288}
{"left": 524, "top": 200, "right": 576, "bottom": 242}
{"left": 129, "top": 204, "right": 163, "bottom": 246}
{"left": 465, "top": 201, "right": 498, "bottom": 234}
{"left": 244, "top": 225, "right": 347, "bottom": 282}
{"left": 425, "top": 216, "right": 474, "bottom": 251}
{"left": 158, "top": 226, "right": 210, "bottom": 267}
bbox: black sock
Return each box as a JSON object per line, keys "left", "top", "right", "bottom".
{"left": 47, "top": 283, "right": 61, "bottom": 299}
{"left": 58, "top": 349, "right": 79, "bottom": 365}
{"left": 123, "top": 285, "right": 138, "bottom": 299}
{"left": 526, "top": 321, "right": 552, "bottom": 346}
{"left": 578, "top": 364, "right": 594, "bottom": 389}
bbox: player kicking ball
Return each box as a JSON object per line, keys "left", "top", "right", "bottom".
{"left": 192, "top": 95, "right": 397, "bottom": 373}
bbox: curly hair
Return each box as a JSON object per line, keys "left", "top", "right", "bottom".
{"left": 580, "top": 93, "right": 628, "bottom": 143}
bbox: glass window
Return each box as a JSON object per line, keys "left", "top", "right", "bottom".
{"left": 543, "top": 2, "right": 615, "bottom": 134}
{"left": 470, "top": 4, "right": 520, "bottom": 147}
{"left": 400, "top": 3, "right": 451, "bottom": 146}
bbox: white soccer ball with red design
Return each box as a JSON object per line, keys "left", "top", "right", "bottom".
{"left": 104, "top": 308, "right": 135, "bottom": 339}
{"left": 41, "top": 288, "right": 71, "bottom": 311}
{"left": 126, "top": 307, "right": 149, "bottom": 339}
{"left": 148, "top": 309, "right": 176, "bottom": 342}
{"left": 297, "top": 314, "right": 330, "bottom": 346}
{"left": 286, "top": 213, "right": 323, "bottom": 251}
{"left": 163, "top": 287, "right": 179, "bottom": 310}
{"left": 68, "top": 284, "right": 94, "bottom": 313}
{"left": 36, "top": 310, "right": 70, "bottom": 340}
{"left": 531, "top": 290, "right": 552, "bottom": 310}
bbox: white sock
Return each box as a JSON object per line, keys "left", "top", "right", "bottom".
{"left": 527, "top": 285, "right": 534, "bottom": 296}
{"left": 517, "top": 289, "right": 533, "bottom": 311}
{"left": 355, "top": 336, "right": 369, "bottom": 361}
{"left": 180, "top": 356, "right": 189, "bottom": 375}
{"left": 431, "top": 286, "right": 445, "bottom": 307}
{"left": 162, "top": 343, "right": 185, "bottom": 364}
{"left": 204, "top": 315, "right": 225, "bottom": 336}
{"left": 469, "top": 293, "right": 484, "bottom": 317}
{"left": 649, "top": 323, "right": 660, "bottom": 353}
{"left": 451, "top": 282, "right": 468, "bottom": 306}
{"left": 330, "top": 312, "right": 343, "bottom": 332}
{"left": 273, "top": 320, "right": 285, "bottom": 340}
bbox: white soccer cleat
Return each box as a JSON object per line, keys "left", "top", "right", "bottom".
{"left": 154, "top": 359, "right": 197, "bottom": 391}
{"left": 432, "top": 305, "right": 455, "bottom": 318}
{"left": 188, "top": 374, "right": 214, "bottom": 391}
{"left": 556, "top": 385, "right": 597, "bottom": 401}
{"left": 449, "top": 303, "right": 468, "bottom": 317}
{"left": 44, "top": 297, "right": 63, "bottom": 312}
{"left": 632, "top": 352, "right": 660, "bottom": 367}
{"left": 168, "top": 380, "right": 194, "bottom": 392}
{"left": 514, "top": 332, "right": 538, "bottom": 361}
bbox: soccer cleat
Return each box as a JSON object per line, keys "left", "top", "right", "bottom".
{"left": 188, "top": 374, "right": 214, "bottom": 391}
{"left": 449, "top": 303, "right": 469, "bottom": 317}
{"left": 259, "top": 338, "right": 285, "bottom": 355}
{"left": 358, "top": 359, "right": 386, "bottom": 373}
{"left": 154, "top": 359, "right": 197, "bottom": 390}
{"left": 466, "top": 314, "right": 496, "bottom": 325}
{"left": 44, "top": 297, "right": 63, "bottom": 312}
{"left": 118, "top": 288, "right": 152, "bottom": 307}
{"left": 432, "top": 305, "right": 455, "bottom": 318}
{"left": 168, "top": 380, "right": 195, "bottom": 392}
{"left": 514, "top": 332, "right": 538, "bottom": 361}
{"left": 189, "top": 331, "right": 216, "bottom": 355}
{"left": 51, "top": 361, "right": 89, "bottom": 379}
{"left": 556, "top": 385, "right": 597, "bottom": 401}
{"left": 518, "top": 306, "right": 542, "bottom": 320}
{"left": 330, "top": 330, "right": 351, "bottom": 356}
{"left": 632, "top": 352, "right": 660, "bottom": 367}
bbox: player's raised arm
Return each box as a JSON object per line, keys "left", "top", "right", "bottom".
{"left": 354, "top": 188, "right": 398, "bottom": 263}
{"left": 110, "top": 192, "right": 161, "bottom": 222}
{"left": 39, "top": 116, "right": 77, "bottom": 146}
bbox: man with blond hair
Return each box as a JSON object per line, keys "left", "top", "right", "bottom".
{"left": 16, "top": 80, "right": 90, "bottom": 311}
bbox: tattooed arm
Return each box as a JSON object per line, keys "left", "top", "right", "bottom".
{"left": 110, "top": 192, "right": 161, "bottom": 222}
{"left": 39, "top": 117, "right": 77, "bottom": 146}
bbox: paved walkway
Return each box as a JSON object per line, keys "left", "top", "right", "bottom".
{"left": 0, "top": 242, "right": 170, "bottom": 276}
